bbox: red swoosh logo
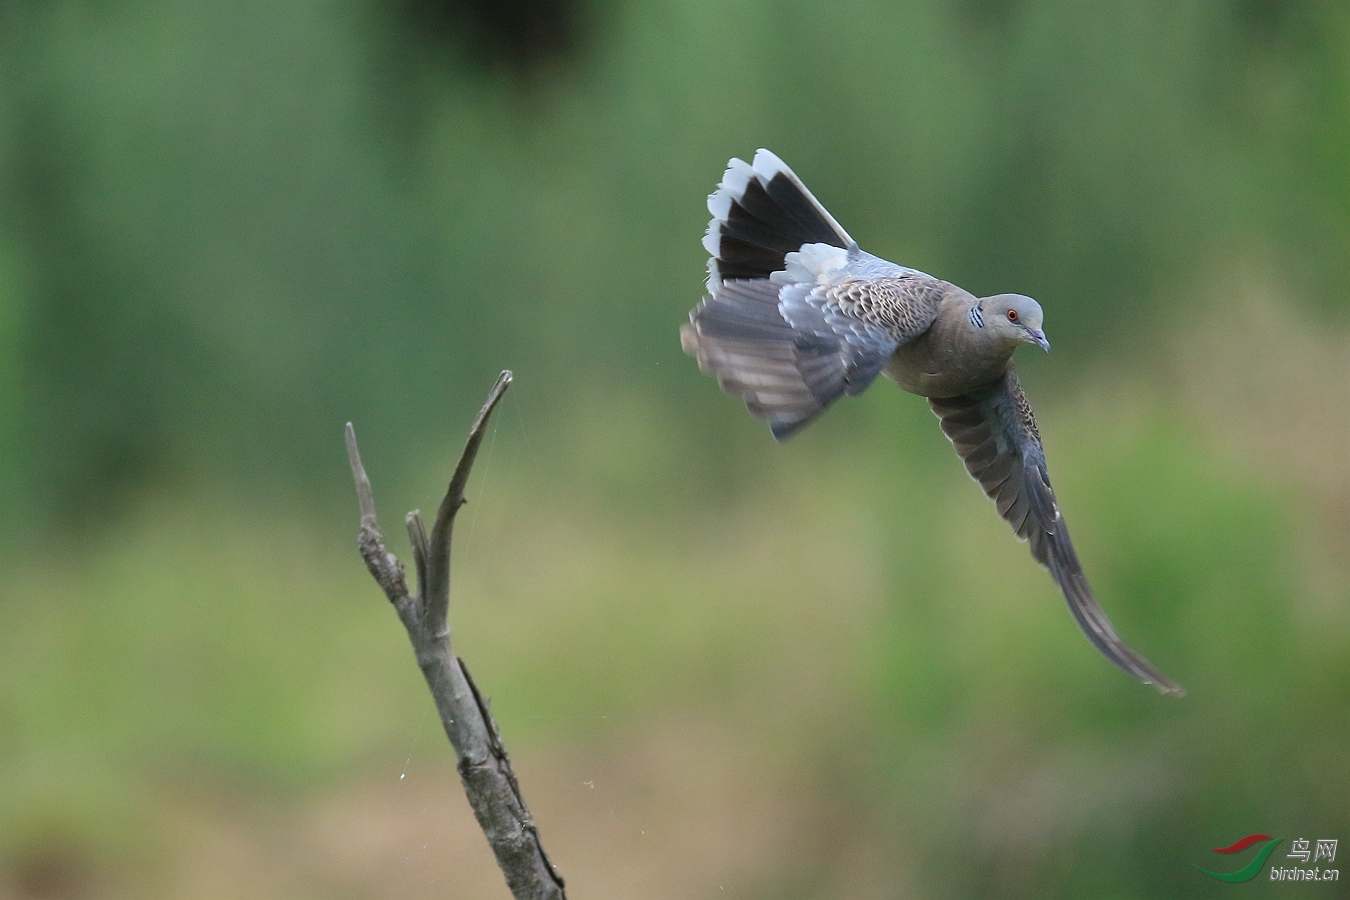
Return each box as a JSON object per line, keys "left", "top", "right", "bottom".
{"left": 1213, "top": 834, "right": 1274, "bottom": 854}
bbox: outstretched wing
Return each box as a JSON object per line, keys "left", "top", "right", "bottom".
{"left": 688, "top": 149, "right": 944, "bottom": 438}
{"left": 683, "top": 276, "right": 942, "bottom": 439}
{"left": 929, "top": 369, "right": 1185, "bottom": 695}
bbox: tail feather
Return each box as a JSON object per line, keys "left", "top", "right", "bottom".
{"left": 705, "top": 150, "right": 854, "bottom": 288}
{"left": 706, "top": 233, "right": 788, "bottom": 281}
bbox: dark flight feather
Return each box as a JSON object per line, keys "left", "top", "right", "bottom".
{"left": 929, "top": 369, "right": 1185, "bottom": 695}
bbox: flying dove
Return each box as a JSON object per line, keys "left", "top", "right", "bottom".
{"left": 681, "top": 149, "right": 1183, "bottom": 696}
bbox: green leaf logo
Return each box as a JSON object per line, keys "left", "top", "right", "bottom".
{"left": 1196, "top": 835, "right": 1284, "bottom": 883}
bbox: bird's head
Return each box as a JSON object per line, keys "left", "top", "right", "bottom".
{"left": 984, "top": 293, "right": 1050, "bottom": 353}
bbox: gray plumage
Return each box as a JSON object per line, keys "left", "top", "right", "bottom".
{"left": 682, "top": 149, "right": 1183, "bottom": 696}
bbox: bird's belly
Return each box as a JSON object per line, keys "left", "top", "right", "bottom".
{"left": 884, "top": 340, "right": 1006, "bottom": 398}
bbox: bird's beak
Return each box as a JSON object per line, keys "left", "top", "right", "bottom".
{"left": 1027, "top": 328, "right": 1051, "bottom": 353}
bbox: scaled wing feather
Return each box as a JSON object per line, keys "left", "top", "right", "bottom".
{"left": 929, "top": 370, "right": 1185, "bottom": 695}
{"left": 685, "top": 275, "right": 944, "bottom": 439}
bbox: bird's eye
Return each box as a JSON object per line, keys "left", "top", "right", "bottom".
{"left": 1007, "top": 309, "right": 1019, "bottom": 323}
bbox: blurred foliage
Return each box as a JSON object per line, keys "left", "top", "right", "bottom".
{"left": 1, "top": 0, "right": 1349, "bottom": 897}
{"left": 5, "top": 0, "right": 1350, "bottom": 526}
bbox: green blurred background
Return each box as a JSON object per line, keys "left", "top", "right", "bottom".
{"left": 2, "top": 1, "right": 1348, "bottom": 897}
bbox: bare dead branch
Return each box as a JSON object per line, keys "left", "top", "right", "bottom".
{"left": 406, "top": 510, "right": 430, "bottom": 605}
{"left": 427, "top": 368, "right": 512, "bottom": 633}
{"left": 345, "top": 423, "right": 409, "bottom": 606}
{"left": 346, "top": 371, "right": 565, "bottom": 900}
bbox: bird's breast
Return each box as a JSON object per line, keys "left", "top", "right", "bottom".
{"left": 883, "top": 325, "right": 1013, "bottom": 398}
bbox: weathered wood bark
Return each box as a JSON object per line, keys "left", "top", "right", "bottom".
{"left": 346, "top": 371, "right": 566, "bottom": 900}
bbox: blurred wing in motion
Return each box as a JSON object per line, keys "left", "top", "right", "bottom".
{"left": 688, "top": 148, "right": 949, "bottom": 437}
{"left": 681, "top": 280, "right": 895, "bottom": 439}
{"left": 929, "top": 369, "right": 1185, "bottom": 695}
{"left": 683, "top": 275, "right": 944, "bottom": 440}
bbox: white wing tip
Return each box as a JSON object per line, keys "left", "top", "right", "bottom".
{"left": 752, "top": 148, "right": 790, "bottom": 178}
{"left": 707, "top": 189, "right": 732, "bottom": 221}
{"left": 749, "top": 148, "right": 853, "bottom": 246}
{"left": 709, "top": 158, "right": 753, "bottom": 210}
{"left": 701, "top": 227, "right": 721, "bottom": 258}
